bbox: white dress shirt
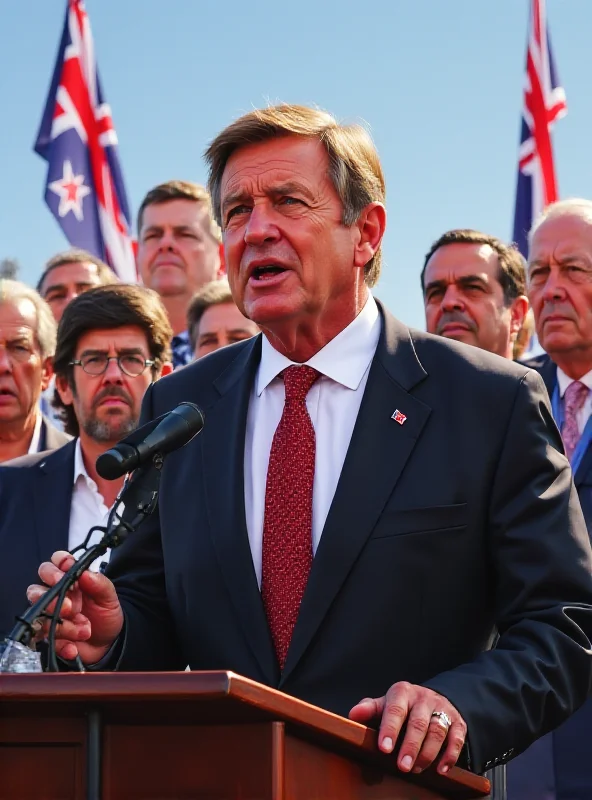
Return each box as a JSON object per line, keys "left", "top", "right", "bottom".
{"left": 68, "top": 439, "right": 112, "bottom": 572}
{"left": 244, "top": 294, "right": 381, "bottom": 586}
{"left": 27, "top": 412, "right": 43, "bottom": 455}
{"left": 556, "top": 367, "right": 592, "bottom": 434}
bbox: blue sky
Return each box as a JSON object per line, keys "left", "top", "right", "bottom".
{"left": 1, "top": 0, "right": 590, "bottom": 330}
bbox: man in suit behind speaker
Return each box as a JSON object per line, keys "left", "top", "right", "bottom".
{"left": 506, "top": 198, "right": 592, "bottom": 800}
{"left": 0, "top": 284, "right": 172, "bottom": 639}
{"left": 0, "top": 280, "right": 71, "bottom": 462}
{"left": 30, "top": 105, "right": 592, "bottom": 781}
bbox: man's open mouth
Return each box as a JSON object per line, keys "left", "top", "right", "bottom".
{"left": 251, "top": 265, "right": 287, "bottom": 280}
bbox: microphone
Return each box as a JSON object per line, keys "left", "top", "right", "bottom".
{"left": 96, "top": 402, "right": 205, "bottom": 480}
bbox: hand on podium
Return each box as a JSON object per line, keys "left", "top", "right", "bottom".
{"left": 27, "top": 550, "right": 123, "bottom": 664}
{"left": 349, "top": 681, "right": 466, "bottom": 776}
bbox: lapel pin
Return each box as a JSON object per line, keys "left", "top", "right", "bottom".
{"left": 391, "top": 409, "right": 407, "bottom": 425}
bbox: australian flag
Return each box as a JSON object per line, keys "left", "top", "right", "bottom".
{"left": 512, "top": 0, "right": 567, "bottom": 256}
{"left": 34, "top": 0, "right": 136, "bottom": 281}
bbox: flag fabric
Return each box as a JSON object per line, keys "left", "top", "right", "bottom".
{"left": 34, "top": 0, "right": 136, "bottom": 281}
{"left": 513, "top": 0, "right": 567, "bottom": 257}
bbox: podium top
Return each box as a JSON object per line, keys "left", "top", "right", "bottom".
{"left": 0, "top": 669, "right": 490, "bottom": 799}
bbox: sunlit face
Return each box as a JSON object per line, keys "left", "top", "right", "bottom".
{"left": 0, "top": 299, "right": 52, "bottom": 426}
{"left": 40, "top": 262, "right": 105, "bottom": 322}
{"left": 528, "top": 213, "right": 592, "bottom": 358}
{"left": 137, "top": 199, "right": 222, "bottom": 299}
{"left": 220, "top": 136, "right": 365, "bottom": 336}
{"left": 193, "top": 302, "right": 259, "bottom": 359}
{"left": 423, "top": 242, "right": 524, "bottom": 357}
{"left": 56, "top": 326, "right": 155, "bottom": 444}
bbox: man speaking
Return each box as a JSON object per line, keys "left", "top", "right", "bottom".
{"left": 30, "top": 104, "right": 592, "bottom": 779}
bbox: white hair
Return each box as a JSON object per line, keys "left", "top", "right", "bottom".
{"left": 529, "top": 198, "right": 592, "bottom": 246}
{"left": 0, "top": 279, "right": 57, "bottom": 358}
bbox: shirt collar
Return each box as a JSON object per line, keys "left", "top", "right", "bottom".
{"left": 556, "top": 366, "right": 592, "bottom": 397}
{"left": 27, "top": 412, "right": 43, "bottom": 455}
{"left": 256, "top": 294, "right": 381, "bottom": 396}
{"left": 73, "top": 437, "right": 95, "bottom": 487}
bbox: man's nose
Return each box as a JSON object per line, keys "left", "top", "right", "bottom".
{"left": 541, "top": 268, "right": 567, "bottom": 302}
{"left": 441, "top": 286, "right": 465, "bottom": 311}
{"left": 158, "top": 229, "right": 177, "bottom": 250}
{"left": 244, "top": 205, "right": 280, "bottom": 245}
{"left": 103, "top": 357, "right": 124, "bottom": 383}
{"left": 0, "top": 347, "right": 12, "bottom": 373}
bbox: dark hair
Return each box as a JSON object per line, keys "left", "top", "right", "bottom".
{"left": 186, "top": 279, "right": 234, "bottom": 351}
{"left": 421, "top": 229, "right": 526, "bottom": 304}
{"left": 52, "top": 284, "right": 173, "bottom": 436}
{"left": 37, "top": 248, "right": 117, "bottom": 294}
{"left": 136, "top": 180, "right": 222, "bottom": 242}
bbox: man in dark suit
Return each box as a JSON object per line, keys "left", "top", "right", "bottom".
{"left": 506, "top": 198, "right": 592, "bottom": 800}
{"left": 31, "top": 105, "right": 592, "bottom": 781}
{"left": 0, "top": 279, "right": 70, "bottom": 462}
{"left": 0, "top": 284, "right": 172, "bottom": 640}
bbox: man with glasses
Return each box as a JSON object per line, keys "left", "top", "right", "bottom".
{"left": 0, "top": 283, "right": 172, "bottom": 639}
{"left": 0, "top": 279, "right": 71, "bottom": 463}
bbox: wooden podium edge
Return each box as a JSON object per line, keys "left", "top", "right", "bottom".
{"left": 0, "top": 670, "right": 491, "bottom": 797}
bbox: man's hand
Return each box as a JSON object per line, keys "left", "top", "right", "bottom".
{"left": 349, "top": 682, "right": 466, "bottom": 775}
{"left": 26, "top": 551, "right": 124, "bottom": 665}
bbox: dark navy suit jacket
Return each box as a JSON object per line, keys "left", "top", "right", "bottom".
{"left": 0, "top": 441, "right": 75, "bottom": 639}
{"left": 103, "top": 308, "right": 592, "bottom": 776}
{"left": 507, "top": 353, "right": 592, "bottom": 800}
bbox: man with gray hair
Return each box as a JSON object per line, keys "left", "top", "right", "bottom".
{"left": 0, "top": 280, "right": 70, "bottom": 462}
{"left": 507, "top": 197, "right": 592, "bottom": 800}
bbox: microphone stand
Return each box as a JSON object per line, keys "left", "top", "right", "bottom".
{"left": 0, "top": 453, "right": 165, "bottom": 674}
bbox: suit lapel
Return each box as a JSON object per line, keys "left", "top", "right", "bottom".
{"left": 281, "top": 309, "right": 431, "bottom": 683}
{"left": 33, "top": 440, "right": 76, "bottom": 563}
{"left": 202, "top": 336, "right": 280, "bottom": 685}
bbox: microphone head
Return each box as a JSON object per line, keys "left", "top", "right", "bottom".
{"left": 96, "top": 442, "right": 139, "bottom": 480}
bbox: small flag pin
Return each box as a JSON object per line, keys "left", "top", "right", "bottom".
{"left": 391, "top": 409, "right": 407, "bottom": 425}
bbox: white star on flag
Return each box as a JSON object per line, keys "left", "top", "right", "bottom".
{"left": 48, "top": 160, "right": 91, "bottom": 221}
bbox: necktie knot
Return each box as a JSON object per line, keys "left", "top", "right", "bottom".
{"left": 564, "top": 380, "right": 589, "bottom": 414}
{"left": 282, "top": 365, "right": 320, "bottom": 404}
{"left": 562, "top": 380, "right": 590, "bottom": 462}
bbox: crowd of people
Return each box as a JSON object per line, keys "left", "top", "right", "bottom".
{"left": 1, "top": 103, "right": 592, "bottom": 799}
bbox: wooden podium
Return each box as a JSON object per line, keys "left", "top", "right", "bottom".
{"left": 0, "top": 671, "right": 490, "bottom": 800}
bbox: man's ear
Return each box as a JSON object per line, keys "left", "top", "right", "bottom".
{"left": 509, "top": 295, "right": 530, "bottom": 338}
{"left": 353, "top": 202, "right": 387, "bottom": 270}
{"left": 217, "top": 243, "right": 226, "bottom": 278}
{"left": 41, "top": 357, "right": 54, "bottom": 393}
{"left": 55, "top": 373, "right": 74, "bottom": 407}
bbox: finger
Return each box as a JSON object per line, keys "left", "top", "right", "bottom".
{"left": 52, "top": 551, "right": 76, "bottom": 571}
{"left": 436, "top": 720, "right": 467, "bottom": 775}
{"left": 55, "top": 640, "right": 80, "bottom": 661}
{"left": 410, "top": 713, "right": 451, "bottom": 773}
{"left": 26, "top": 585, "right": 79, "bottom": 619}
{"left": 377, "top": 683, "right": 411, "bottom": 755}
{"left": 76, "top": 569, "right": 119, "bottom": 609}
{"left": 37, "top": 613, "right": 92, "bottom": 643}
{"left": 396, "top": 700, "right": 434, "bottom": 771}
{"left": 348, "top": 696, "right": 385, "bottom": 723}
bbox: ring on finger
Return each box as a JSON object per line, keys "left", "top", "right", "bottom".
{"left": 431, "top": 710, "right": 452, "bottom": 732}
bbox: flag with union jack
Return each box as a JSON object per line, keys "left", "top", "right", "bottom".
{"left": 512, "top": 0, "right": 567, "bottom": 256}
{"left": 34, "top": 0, "right": 136, "bottom": 281}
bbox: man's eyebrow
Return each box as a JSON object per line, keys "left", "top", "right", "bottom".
{"left": 42, "top": 282, "right": 67, "bottom": 295}
{"left": 79, "top": 347, "right": 145, "bottom": 357}
{"left": 456, "top": 274, "right": 490, "bottom": 286}
{"left": 222, "top": 181, "right": 314, "bottom": 213}
{"left": 423, "top": 279, "right": 447, "bottom": 294}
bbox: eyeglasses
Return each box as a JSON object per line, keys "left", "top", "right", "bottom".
{"left": 69, "top": 354, "right": 155, "bottom": 377}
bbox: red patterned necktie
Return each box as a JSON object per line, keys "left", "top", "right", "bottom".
{"left": 261, "top": 365, "right": 320, "bottom": 669}
{"left": 562, "top": 380, "right": 590, "bottom": 462}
